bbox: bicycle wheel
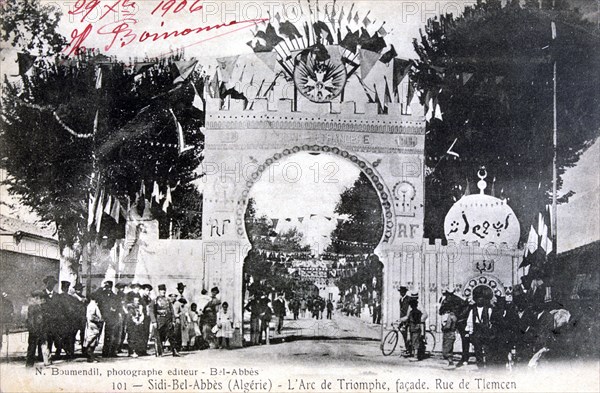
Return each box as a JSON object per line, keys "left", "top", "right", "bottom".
{"left": 381, "top": 330, "right": 399, "bottom": 356}
{"left": 425, "top": 331, "right": 436, "bottom": 353}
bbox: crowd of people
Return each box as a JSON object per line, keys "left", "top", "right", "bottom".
{"left": 24, "top": 276, "right": 232, "bottom": 367}
{"left": 436, "top": 275, "right": 572, "bottom": 369}
{"left": 287, "top": 296, "right": 333, "bottom": 320}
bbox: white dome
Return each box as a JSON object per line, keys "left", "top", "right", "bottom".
{"left": 444, "top": 171, "right": 520, "bottom": 246}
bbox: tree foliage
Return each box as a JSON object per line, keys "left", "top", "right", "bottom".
{"left": 411, "top": 0, "right": 600, "bottom": 242}
{"left": 1, "top": 0, "right": 66, "bottom": 55}
{"left": 326, "top": 172, "right": 384, "bottom": 254}
{"left": 1, "top": 50, "right": 205, "bottom": 258}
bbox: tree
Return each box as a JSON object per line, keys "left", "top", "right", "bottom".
{"left": 411, "top": 0, "right": 600, "bottom": 243}
{"left": 326, "top": 172, "right": 384, "bottom": 254}
{"left": 1, "top": 49, "right": 205, "bottom": 281}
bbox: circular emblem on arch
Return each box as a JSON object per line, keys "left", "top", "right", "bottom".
{"left": 463, "top": 274, "right": 505, "bottom": 300}
{"left": 293, "top": 44, "right": 347, "bottom": 103}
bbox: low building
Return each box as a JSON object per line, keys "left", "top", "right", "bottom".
{"left": 0, "top": 215, "right": 59, "bottom": 328}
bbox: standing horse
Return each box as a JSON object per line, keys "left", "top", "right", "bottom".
{"left": 439, "top": 292, "right": 471, "bottom": 365}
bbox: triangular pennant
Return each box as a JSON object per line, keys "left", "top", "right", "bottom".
{"left": 173, "top": 60, "right": 198, "bottom": 84}
{"left": 254, "top": 51, "right": 278, "bottom": 72}
{"left": 462, "top": 72, "right": 473, "bottom": 85}
{"left": 134, "top": 62, "right": 155, "bottom": 74}
{"left": 216, "top": 55, "right": 239, "bottom": 83}
{"left": 271, "top": 218, "right": 279, "bottom": 229}
{"left": 192, "top": 83, "right": 203, "bottom": 111}
{"left": 298, "top": 217, "right": 304, "bottom": 223}
{"left": 359, "top": 49, "right": 380, "bottom": 79}
{"left": 17, "top": 52, "right": 36, "bottom": 75}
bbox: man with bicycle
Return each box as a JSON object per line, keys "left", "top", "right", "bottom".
{"left": 398, "top": 287, "right": 411, "bottom": 355}
{"left": 399, "top": 291, "right": 428, "bottom": 360}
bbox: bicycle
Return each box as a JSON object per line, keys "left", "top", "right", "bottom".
{"left": 381, "top": 321, "right": 436, "bottom": 356}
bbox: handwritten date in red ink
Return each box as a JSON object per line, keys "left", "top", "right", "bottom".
{"left": 151, "top": 0, "right": 205, "bottom": 18}
{"left": 68, "top": 0, "right": 137, "bottom": 23}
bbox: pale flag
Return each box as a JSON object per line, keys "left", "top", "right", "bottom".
{"left": 110, "top": 198, "right": 121, "bottom": 224}
{"left": 169, "top": 108, "right": 193, "bottom": 154}
{"left": 87, "top": 193, "right": 95, "bottom": 230}
{"left": 152, "top": 181, "right": 161, "bottom": 203}
{"left": 95, "top": 188, "right": 105, "bottom": 233}
{"left": 162, "top": 186, "right": 172, "bottom": 212}
{"left": 526, "top": 225, "right": 538, "bottom": 255}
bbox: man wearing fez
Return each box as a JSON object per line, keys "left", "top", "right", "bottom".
{"left": 151, "top": 284, "right": 181, "bottom": 357}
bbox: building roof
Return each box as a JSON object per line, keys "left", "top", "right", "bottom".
{"left": 0, "top": 215, "right": 57, "bottom": 241}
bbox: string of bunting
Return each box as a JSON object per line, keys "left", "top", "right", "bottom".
{"left": 12, "top": 96, "right": 95, "bottom": 139}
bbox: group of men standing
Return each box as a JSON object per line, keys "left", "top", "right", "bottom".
{"left": 25, "top": 276, "right": 223, "bottom": 366}
{"left": 245, "top": 293, "right": 287, "bottom": 345}
{"left": 436, "top": 275, "right": 571, "bottom": 369}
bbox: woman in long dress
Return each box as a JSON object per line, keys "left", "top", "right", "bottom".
{"left": 215, "top": 302, "right": 234, "bottom": 349}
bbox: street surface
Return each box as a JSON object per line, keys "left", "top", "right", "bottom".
{"left": 1, "top": 314, "right": 598, "bottom": 392}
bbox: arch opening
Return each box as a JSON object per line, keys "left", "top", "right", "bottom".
{"left": 239, "top": 150, "right": 390, "bottom": 343}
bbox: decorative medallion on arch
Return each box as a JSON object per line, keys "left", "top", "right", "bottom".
{"left": 463, "top": 274, "right": 506, "bottom": 299}
{"left": 234, "top": 144, "right": 395, "bottom": 243}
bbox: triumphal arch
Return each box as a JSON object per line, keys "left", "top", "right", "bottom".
{"left": 201, "top": 64, "right": 427, "bottom": 345}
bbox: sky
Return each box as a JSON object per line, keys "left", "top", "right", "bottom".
{"left": 248, "top": 152, "right": 361, "bottom": 253}
{"left": 1, "top": 0, "right": 597, "bottom": 252}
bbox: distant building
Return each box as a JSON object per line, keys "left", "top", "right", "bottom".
{"left": 0, "top": 215, "right": 59, "bottom": 327}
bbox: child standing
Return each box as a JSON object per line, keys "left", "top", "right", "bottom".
{"left": 215, "top": 302, "right": 234, "bottom": 349}
{"left": 442, "top": 310, "right": 458, "bottom": 366}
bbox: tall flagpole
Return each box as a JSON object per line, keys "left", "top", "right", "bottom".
{"left": 552, "top": 21, "right": 558, "bottom": 255}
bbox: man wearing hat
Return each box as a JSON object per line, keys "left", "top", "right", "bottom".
{"left": 150, "top": 284, "right": 180, "bottom": 357}
{"left": 97, "top": 281, "right": 122, "bottom": 358}
{"left": 173, "top": 283, "right": 187, "bottom": 352}
{"left": 398, "top": 286, "right": 410, "bottom": 354}
{"left": 70, "top": 282, "right": 88, "bottom": 354}
{"left": 465, "top": 293, "right": 494, "bottom": 368}
{"left": 138, "top": 284, "right": 153, "bottom": 356}
{"left": 41, "top": 276, "right": 61, "bottom": 357}
{"left": 42, "top": 276, "right": 58, "bottom": 299}
{"left": 272, "top": 293, "right": 286, "bottom": 335}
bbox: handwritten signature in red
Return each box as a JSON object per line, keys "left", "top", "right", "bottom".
{"left": 64, "top": 0, "right": 268, "bottom": 56}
